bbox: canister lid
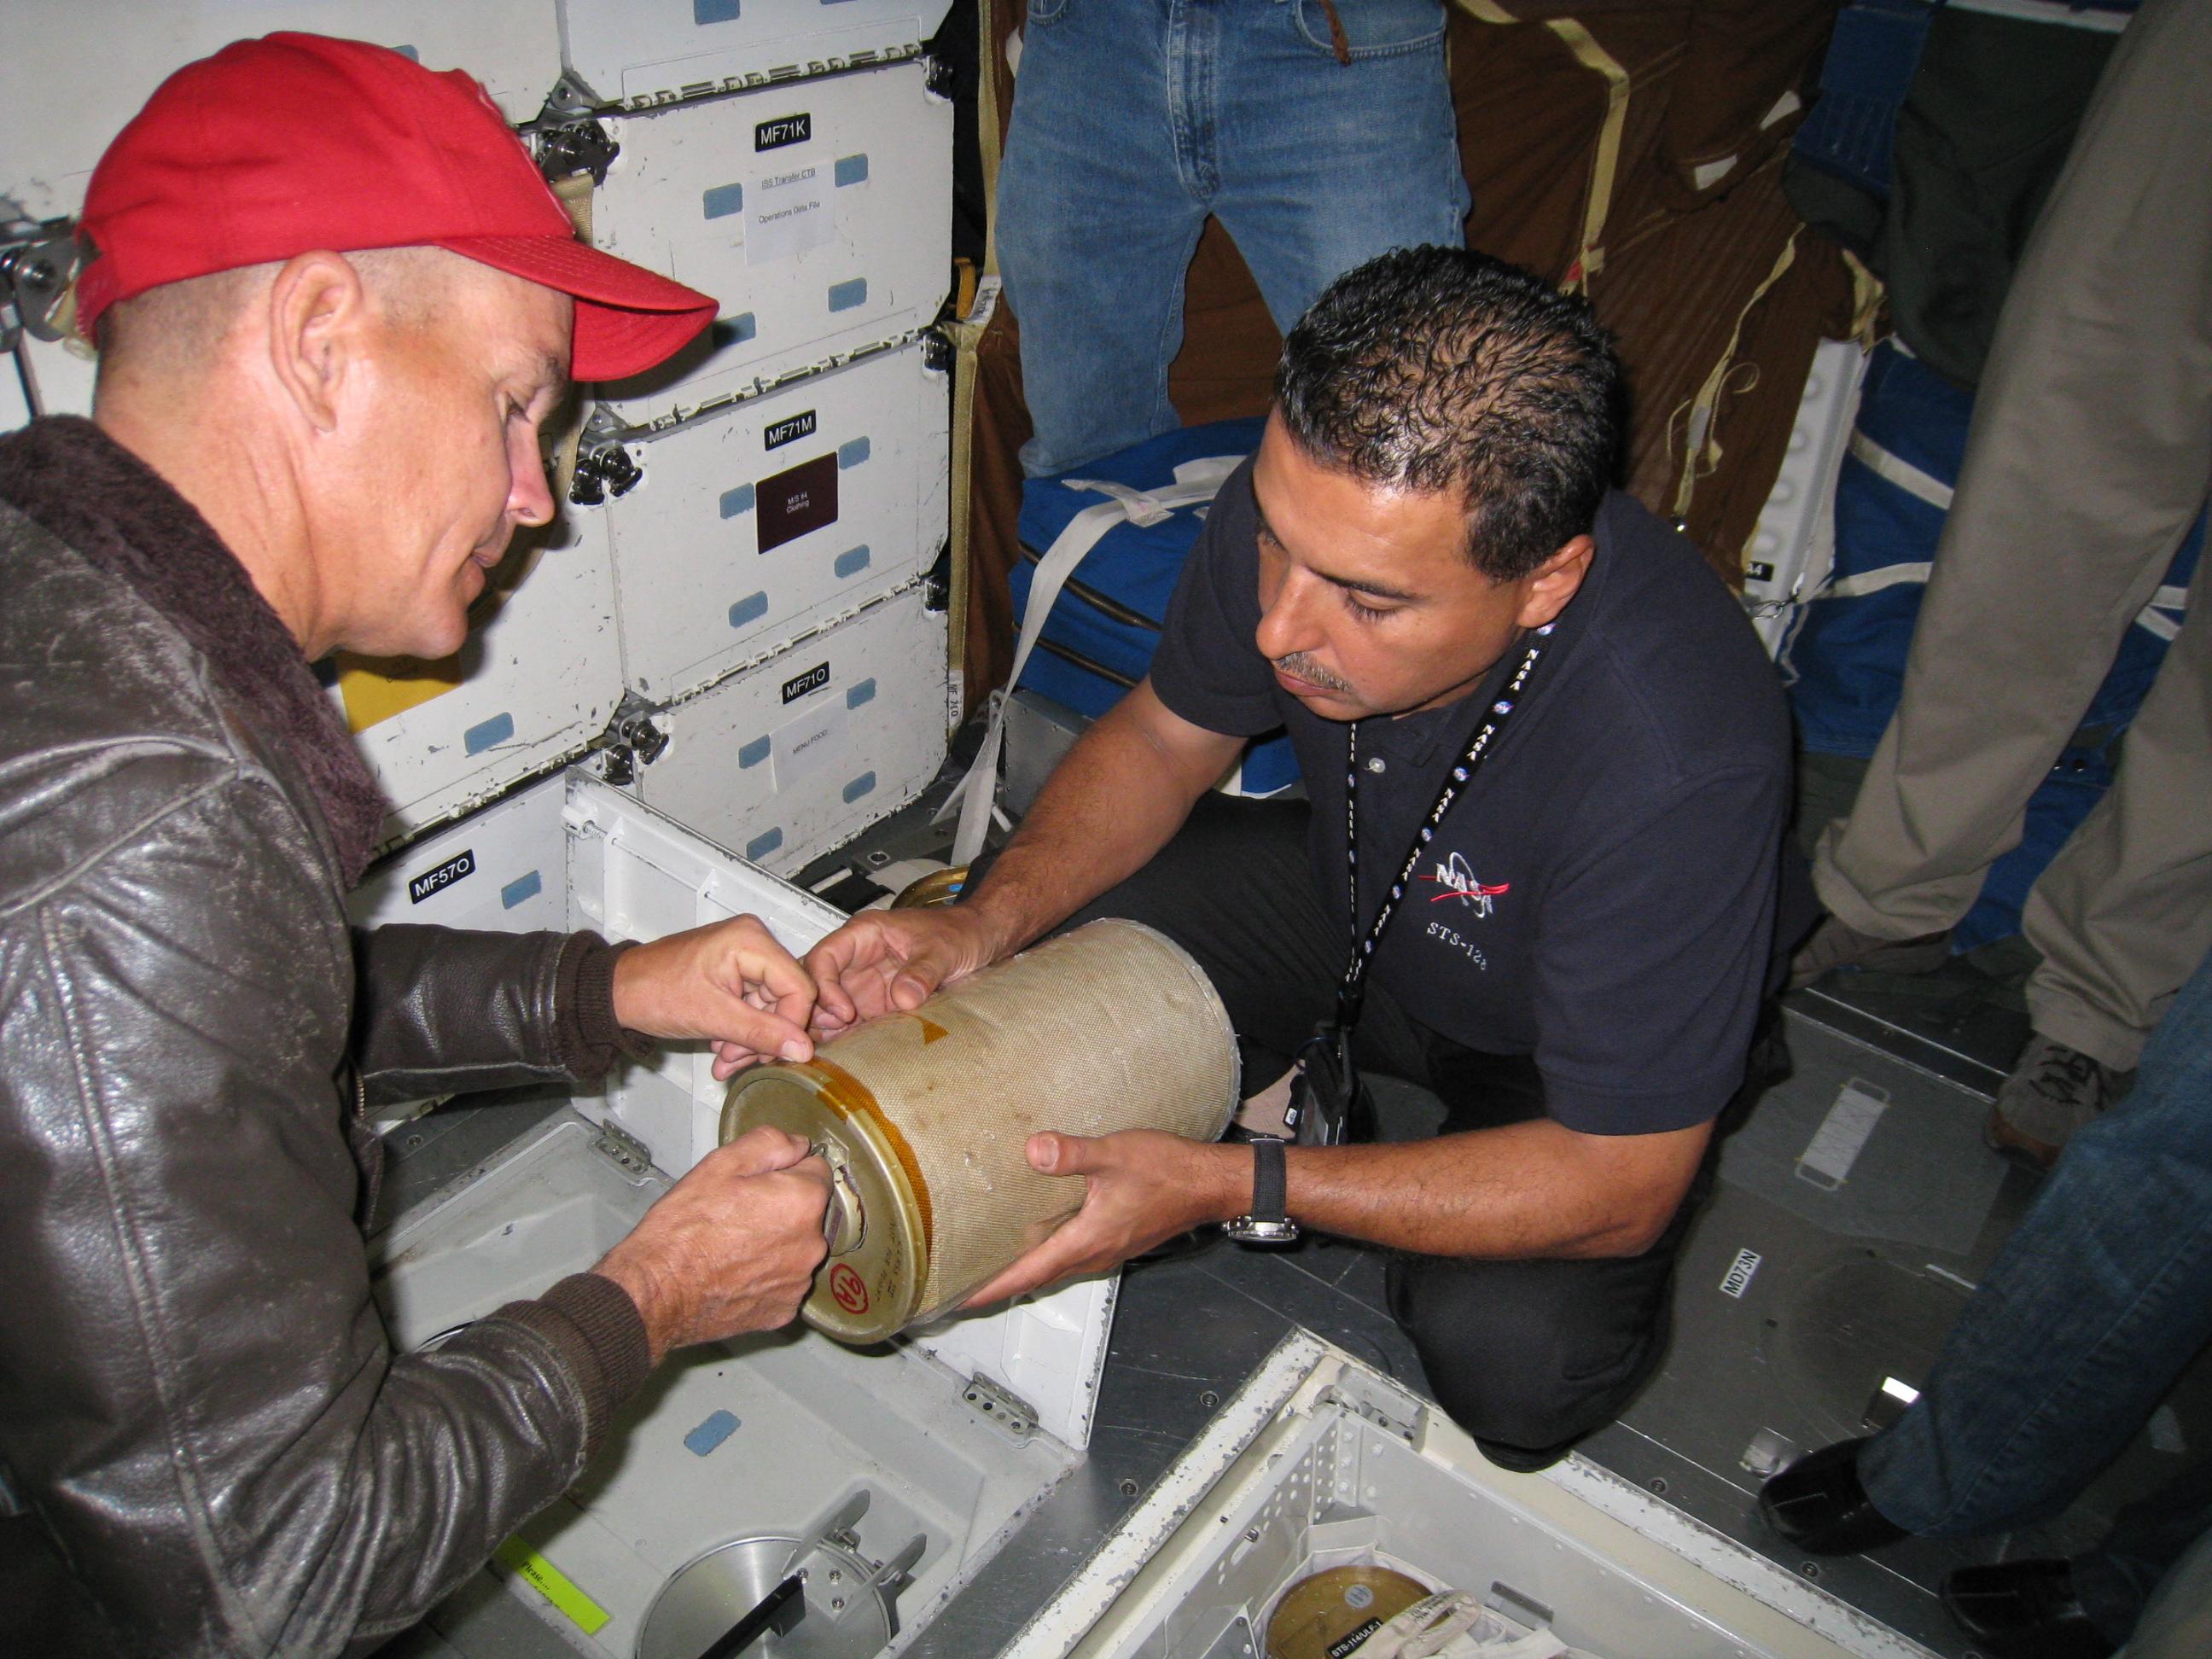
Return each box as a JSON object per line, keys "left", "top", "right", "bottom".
{"left": 723, "top": 1062, "right": 928, "bottom": 1344}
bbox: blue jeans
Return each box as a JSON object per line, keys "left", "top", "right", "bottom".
{"left": 1859, "top": 946, "right": 2212, "bottom": 1642}
{"left": 996, "top": 0, "right": 1470, "bottom": 477}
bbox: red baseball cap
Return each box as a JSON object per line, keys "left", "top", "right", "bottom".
{"left": 74, "top": 32, "right": 716, "bottom": 382}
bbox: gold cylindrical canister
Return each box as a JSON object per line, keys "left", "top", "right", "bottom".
{"left": 721, "top": 918, "right": 1240, "bottom": 1343}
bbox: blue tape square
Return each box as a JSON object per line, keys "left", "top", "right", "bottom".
{"left": 702, "top": 183, "right": 744, "bottom": 219}
{"left": 695, "top": 0, "right": 742, "bottom": 23}
{"left": 737, "top": 735, "right": 771, "bottom": 769}
{"left": 836, "top": 437, "right": 870, "bottom": 469}
{"left": 729, "top": 591, "right": 769, "bottom": 628}
{"left": 714, "top": 312, "right": 757, "bottom": 348}
{"left": 501, "top": 870, "right": 543, "bottom": 911}
{"left": 846, "top": 678, "right": 876, "bottom": 709}
{"left": 835, "top": 154, "right": 870, "bottom": 187}
{"left": 463, "top": 712, "right": 514, "bottom": 755}
{"left": 841, "top": 771, "right": 876, "bottom": 804}
{"left": 834, "top": 545, "right": 870, "bottom": 579}
{"left": 827, "top": 277, "right": 868, "bottom": 312}
{"left": 719, "top": 484, "right": 755, "bottom": 518}
{"left": 746, "top": 827, "right": 783, "bottom": 861}
{"left": 684, "top": 1409, "right": 741, "bottom": 1456}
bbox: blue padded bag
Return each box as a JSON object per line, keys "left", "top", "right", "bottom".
{"left": 1011, "top": 417, "right": 1301, "bottom": 795}
{"left": 1790, "top": 0, "right": 1941, "bottom": 200}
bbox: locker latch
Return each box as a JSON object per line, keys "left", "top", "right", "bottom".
{"left": 0, "top": 210, "right": 78, "bottom": 352}
{"left": 533, "top": 118, "right": 620, "bottom": 188}
{"left": 570, "top": 407, "right": 644, "bottom": 505}
{"left": 595, "top": 694, "right": 671, "bottom": 787}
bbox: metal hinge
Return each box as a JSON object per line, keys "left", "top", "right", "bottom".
{"left": 961, "top": 1373, "right": 1037, "bottom": 1442}
{"left": 1319, "top": 1371, "right": 1427, "bottom": 1446}
{"left": 591, "top": 1118, "right": 655, "bottom": 1176}
{"left": 535, "top": 73, "right": 608, "bottom": 122}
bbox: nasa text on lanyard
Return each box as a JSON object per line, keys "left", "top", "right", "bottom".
{"left": 1280, "top": 622, "right": 1554, "bottom": 1147}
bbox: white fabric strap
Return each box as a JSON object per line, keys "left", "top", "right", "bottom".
{"left": 1817, "top": 561, "right": 1934, "bottom": 601}
{"left": 2135, "top": 580, "right": 2192, "bottom": 643}
{"left": 1848, "top": 429, "right": 1954, "bottom": 512}
{"left": 1812, "top": 562, "right": 2190, "bottom": 643}
{"left": 940, "top": 456, "right": 1243, "bottom": 866}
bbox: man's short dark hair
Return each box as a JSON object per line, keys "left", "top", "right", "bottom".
{"left": 1274, "top": 247, "right": 1625, "bottom": 583}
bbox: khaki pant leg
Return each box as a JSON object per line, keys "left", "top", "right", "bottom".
{"left": 2024, "top": 568, "right": 2212, "bottom": 1069}
{"left": 1813, "top": 0, "right": 2212, "bottom": 941}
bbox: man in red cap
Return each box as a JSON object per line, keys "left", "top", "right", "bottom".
{"left": 0, "top": 35, "right": 835, "bottom": 1653}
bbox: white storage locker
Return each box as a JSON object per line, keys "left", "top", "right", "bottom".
{"left": 355, "top": 771, "right": 1121, "bottom": 1652}
{"left": 335, "top": 515, "right": 627, "bottom": 841}
{"left": 594, "top": 339, "right": 949, "bottom": 703}
{"left": 589, "top": 61, "right": 955, "bottom": 422}
{"left": 377, "top": 1112, "right": 1093, "bottom": 1658}
{"left": 1010, "top": 1332, "right": 1931, "bottom": 1659}
{"left": 0, "top": 0, "right": 561, "bottom": 222}
{"left": 556, "top": 0, "right": 956, "bottom": 111}
{"left": 630, "top": 585, "right": 950, "bottom": 876}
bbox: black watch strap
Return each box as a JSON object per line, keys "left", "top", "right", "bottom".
{"left": 1253, "top": 1134, "right": 1287, "bottom": 1221}
{"left": 1224, "top": 1135, "right": 1297, "bottom": 1243}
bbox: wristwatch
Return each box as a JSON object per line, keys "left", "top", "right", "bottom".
{"left": 1223, "top": 1135, "right": 1298, "bottom": 1243}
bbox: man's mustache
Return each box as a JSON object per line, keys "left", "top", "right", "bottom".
{"left": 1274, "top": 652, "right": 1352, "bottom": 693}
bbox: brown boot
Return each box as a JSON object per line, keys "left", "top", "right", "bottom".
{"left": 1788, "top": 916, "right": 1953, "bottom": 992}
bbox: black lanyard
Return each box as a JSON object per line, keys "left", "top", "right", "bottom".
{"left": 1334, "top": 620, "right": 1554, "bottom": 1028}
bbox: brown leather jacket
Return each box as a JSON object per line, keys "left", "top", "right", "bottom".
{"left": 0, "top": 419, "right": 655, "bottom": 1655}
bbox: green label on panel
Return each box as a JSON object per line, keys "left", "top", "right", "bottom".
{"left": 494, "top": 1536, "right": 610, "bottom": 1635}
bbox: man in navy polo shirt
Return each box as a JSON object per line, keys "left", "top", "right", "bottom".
{"left": 808, "top": 247, "right": 1793, "bottom": 1468}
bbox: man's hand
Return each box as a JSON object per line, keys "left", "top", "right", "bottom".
{"left": 612, "top": 915, "right": 818, "bottom": 1080}
{"left": 959, "top": 1130, "right": 1244, "bottom": 1310}
{"left": 592, "top": 1126, "right": 831, "bottom": 1363}
{"left": 804, "top": 907, "right": 1004, "bottom": 1039}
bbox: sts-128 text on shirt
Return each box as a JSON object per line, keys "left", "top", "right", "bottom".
{"left": 1149, "top": 460, "right": 1792, "bottom": 1136}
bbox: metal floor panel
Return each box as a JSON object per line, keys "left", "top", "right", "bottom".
{"left": 1183, "top": 1005, "right": 2212, "bottom": 1658}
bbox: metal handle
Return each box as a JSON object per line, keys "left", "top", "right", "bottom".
{"left": 870, "top": 1532, "right": 927, "bottom": 1594}
{"left": 808, "top": 1140, "right": 866, "bottom": 1255}
{"left": 781, "top": 1489, "right": 871, "bottom": 1581}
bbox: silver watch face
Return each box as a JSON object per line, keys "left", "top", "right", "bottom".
{"left": 1223, "top": 1216, "right": 1300, "bottom": 1244}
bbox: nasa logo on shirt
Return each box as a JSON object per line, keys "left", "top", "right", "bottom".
{"left": 1420, "top": 851, "right": 1511, "bottom": 919}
